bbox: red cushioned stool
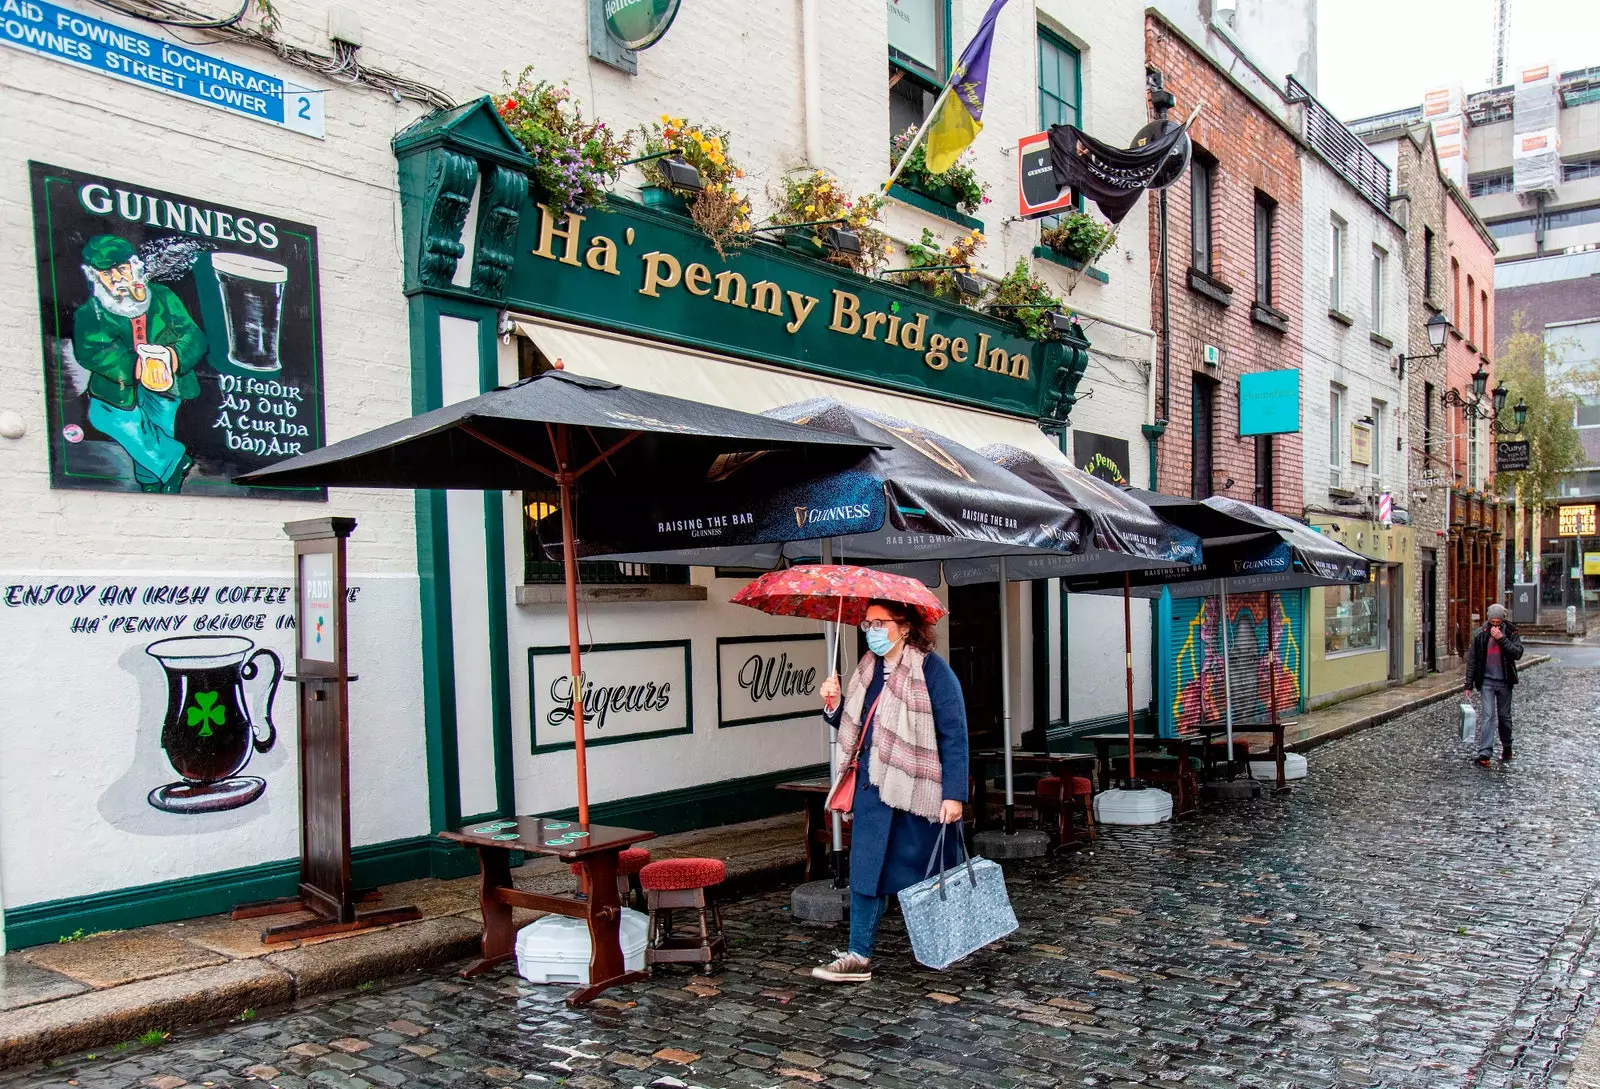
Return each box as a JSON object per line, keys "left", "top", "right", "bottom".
{"left": 571, "top": 847, "right": 651, "bottom": 908}
{"left": 639, "top": 858, "right": 727, "bottom": 975}
{"left": 1036, "top": 775, "right": 1096, "bottom": 848}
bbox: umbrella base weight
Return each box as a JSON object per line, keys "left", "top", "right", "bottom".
{"left": 1202, "top": 778, "right": 1263, "bottom": 802}
{"left": 1249, "top": 753, "right": 1308, "bottom": 782}
{"left": 1094, "top": 786, "right": 1174, "bottom": 826}
{"left": 791, "top": 880, "right": 851, "bottom": 922}
{"left": 971, "top": 828, "right": 1051, "bottom": 859}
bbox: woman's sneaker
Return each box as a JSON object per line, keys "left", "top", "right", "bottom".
{"left": 812, "top": 951, "right": 871, "bottom": 983}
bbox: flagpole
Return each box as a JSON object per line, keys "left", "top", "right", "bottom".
{"left": 882, "top": 78, "right": 959, "bottom": 195}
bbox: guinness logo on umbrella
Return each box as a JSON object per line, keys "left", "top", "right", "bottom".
{"left": 795, "top": 506, "right": 808, "bottom": 529}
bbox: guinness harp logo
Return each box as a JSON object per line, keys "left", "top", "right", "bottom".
{"left": 794, "top": 506, "right": 809, "bottom": 529}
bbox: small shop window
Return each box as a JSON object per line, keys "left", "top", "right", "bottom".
{"left": 515, "top": 334, "right": 688, "bottom": 588}
{"left": 1325, "top": 568, "right": 1388, "bottom": 655}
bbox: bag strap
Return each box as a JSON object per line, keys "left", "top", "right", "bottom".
{"left": 924, "top": 823, "right": 980, "bottom": 900}
{"left": 842, "top": 689, "right": 886, "bottom": 766}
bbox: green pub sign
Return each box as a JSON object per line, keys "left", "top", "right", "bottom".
{"left": 603, "top": 0, "right": 682, "bottom": 49}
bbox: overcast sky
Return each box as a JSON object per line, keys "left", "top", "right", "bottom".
{"left": 1317, "top": 0, "right": 1600, "bottom": 121}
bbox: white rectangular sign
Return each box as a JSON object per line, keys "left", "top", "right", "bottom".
{"left": 299, "top": 552, "right": 336, "bottom": 662}
{"left": 886, "top": 0, "right": 940, "bottom": 75}
{"left": 716, "top": 635, "right": 825, "bottom": 728}
{"left": 529, "top": 640, "right": 691, "bottom": 752}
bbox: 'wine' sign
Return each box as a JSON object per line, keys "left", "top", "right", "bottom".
{"left": 716, "top": 634, "right": 824, "bottom": 728}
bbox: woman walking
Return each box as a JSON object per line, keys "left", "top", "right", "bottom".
{"left": 812, "top": 598, "right": 969, "bottom": 983}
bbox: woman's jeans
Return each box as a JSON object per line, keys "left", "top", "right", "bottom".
{"left": 849, "top": 893, "right": 888, "bottom": 957}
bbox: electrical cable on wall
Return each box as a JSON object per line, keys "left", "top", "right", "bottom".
{"left": 85, "top": 0, "right": 454, "bottom": 110}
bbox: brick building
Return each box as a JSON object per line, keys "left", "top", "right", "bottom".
{"left": 1144, "top": 13, "right": 1304, "bottom": 514}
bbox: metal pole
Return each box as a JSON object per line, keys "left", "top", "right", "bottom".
{"left": 1219, "top": 579, "right": 1234, "bottom": 770}
{"left": 821, "top": 539, "right": 846, "bottom": 886}
{"left": 998, "top": 557, "right": 1015, "bottom": 835}
{"left": 1124, "top": 573, "right": 1136, "bottom": 785}
{"left": 558, "top": 465, "right": 589, "bottom": 826}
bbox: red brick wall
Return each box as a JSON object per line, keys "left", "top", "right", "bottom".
{"left": 1145, "top": 15, "right": 1305, "bottom": 515}
{"left": 1446, "top": 193, "right": 1499, "bottom": 489}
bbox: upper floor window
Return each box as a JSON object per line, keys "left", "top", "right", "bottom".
{"left": 1562, "top": 155, "right": 1600, "bottom": 182}
{"left": 1450, "top": 257, "right": 1461, "bottom": 326}
{"left": 1371, "top": 245, "right": 1388, "bottom": 335}
{"left": 1468, "top": 168, "right": 1514, "bottom": 197}
{"left": 1037, "top": 27, "right": 1082, "bottom": 220}
{"left": 1254, "top": 192, "right": 1276, "bottom": 306}
{"left": 1467, "top": 274, "right": 1477, "bottom": 344}
{"left": 1423, "top": 226, "right": 1435, "bottom": 299}
{"left": 1190, "top": 152, "right": 1215, "bottom": 274}
{"left": 1480, "top": 288, "right": 1490, "bottom": 353}
{"left": 1328, "top": 215, "right": 1347, "bottom": 312}
{"left": 1329, "top": 384, "right": 1345, "bottom": 468}
{"left": 888, "top": 0, "right": 949, "bottom": 137}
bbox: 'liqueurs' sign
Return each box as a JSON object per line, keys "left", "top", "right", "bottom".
{"left": 529, "top": 640, "right": 692, "bottom": 752}
{"left": 1, "top": 0, "right": 325, "bottom": 137}
{"left": 716, "top": 635, "right": 824, "bottom": 728}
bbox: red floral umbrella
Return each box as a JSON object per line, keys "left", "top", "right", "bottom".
{"left": 730, "top": 563, "right": 946, "bottom": 627}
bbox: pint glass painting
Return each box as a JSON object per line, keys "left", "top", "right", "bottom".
{"left": 28, "top": 161, "right": 326, "bottom": 498}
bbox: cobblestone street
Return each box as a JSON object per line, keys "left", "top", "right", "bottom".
{"left": 5, "top": 654, "right": 1598, "bottom": 1089}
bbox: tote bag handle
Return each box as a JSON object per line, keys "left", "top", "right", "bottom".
{"left": 921, "top": 823, "right": 978, "bottom": 901}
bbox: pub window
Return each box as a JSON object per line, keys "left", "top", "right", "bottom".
{"left": 1254, "top": 191, "right": 1275, "bottom": 306}
{"left": 1325, "top": 568, "right": 1388, "bottom": 655}
{"left": 1423, "top": 226, "right": 1435, "bottom": 299}
{"left": 1192, "top": 374, "right": 1216, "bottom": 499}
{"left": 1036, "top": 26, "right": 1083, "bottom": 220}
{"left": 1190, "top": 151, "right": 1215, "bottom": 274}
{"left": 515, "top": 334, "right": 689, "bottom": 587}
{"left": 888, "top": 0, "right": 949, "bottom": 139}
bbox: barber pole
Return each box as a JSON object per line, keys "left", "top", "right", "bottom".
{"left": 1379, "top": 492, "right": 1393, "bottom": 527}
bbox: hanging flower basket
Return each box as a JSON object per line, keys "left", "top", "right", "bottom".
{"left": 639, "top": 185, "right": 692, "bottom": 215}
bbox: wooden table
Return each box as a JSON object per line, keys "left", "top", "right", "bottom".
{"left": 969, "top": 750, "right": 1098, "bottom": 830}
{"left": 1078, "top": 731, "right": 1169, "bottom": 787}
{"left": 440, "top": 817, "right": 656, "bottom": 1006}
{"left": 776, "top": 777, "right": 844, "bottom": 881}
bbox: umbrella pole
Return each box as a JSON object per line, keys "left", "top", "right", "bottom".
{"left": 1124, "top": 573, "right": 1135, "bottom": 786}
{"left": 822, "top": 539, "right": 846, "bottom": 889}
{"left": 998, "top": 558, "right": 1014, "bottom": 836}
{"left": 559, "top": 471, "right": 589, "bottom": 826}
{"left": 1219, "top": 579, "right": 1234, "bottom": 780}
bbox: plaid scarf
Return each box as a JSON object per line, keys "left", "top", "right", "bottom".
{"left": 837, "top": 646, "right": 944, "bottom": 821}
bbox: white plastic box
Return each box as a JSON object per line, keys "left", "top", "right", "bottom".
{"left": 514, "top": 908, "right": 649, "bottom": 985}
{"left": 1249, "top": 753, "right": 1308, "bottom": 781}
{"left": 1093, "top": 786, "right": 1173, "bottom": 825}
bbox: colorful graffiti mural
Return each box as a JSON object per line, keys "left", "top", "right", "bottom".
{"left": 1168, "top": 592, "right": 1304, "bottom": 733}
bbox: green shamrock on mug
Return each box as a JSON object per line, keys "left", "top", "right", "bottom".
{"left": 186, "top": 691, "right": 226, "bottom": 737}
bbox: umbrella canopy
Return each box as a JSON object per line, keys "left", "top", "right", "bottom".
{"left": 731, "top": 564, "right": 947, "bottom": 628}
{"left": 944, "top": 444, "right": 1203, "bottom": 585}
{"left": 233, "top": 368, "right": 886, "bottom": 825}
{"left": 585, "top": 398, "right": 1091, "bottom": 567}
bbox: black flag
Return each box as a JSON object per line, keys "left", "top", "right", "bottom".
{"left": 1048, "top": 121, "right": 1189, "bottom": 224}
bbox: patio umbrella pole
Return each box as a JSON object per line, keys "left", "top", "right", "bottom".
{"left": 989, "top": 557, "right": 1012, "bottom": 835}
{"left": 558, "top": 455, "right": 590, "bottom": 827}
{"left": 822, "top": 539, "right": 846, "bottom": 889}
{"left": 1124, "top": 573, "right": 1136, "bottom": 787}
{"left": 1219, "top": 578, "right": 1234, "bottom": 781}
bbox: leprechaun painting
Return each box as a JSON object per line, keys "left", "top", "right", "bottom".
{"left": 29, "top": 161, "right": 327, "bottom": 499}
{"left": 73, "top": 233, "right": 207, "bottom": 493}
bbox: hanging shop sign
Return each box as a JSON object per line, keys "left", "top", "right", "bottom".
{"left": 1495, "top": 440, "right": 1531, "bottom": 472}
{"left": 1238, "top": 369, "right": 1300, "bottom": 436}
{"left": 529, "top": 640, "right": 692, "bottom": 752}
{"left": 1558, "top": 504, "right": 1597, "bottom": 537}
{"left": 716, "top": 634, "right": 824, "bottom": 728}
{"left": 1350, "top": 422, "right": 1373, "bottom": 466}
{"left": 1072, "top": 430, "right": 1130, "bottom": 484}
{"left": 30, "top": 163, "right": 327, "bottom": 499}
{"left": 603, "top": 0, "right": 682, "bottom": 50}
{"left": 1, "top": 0, "right": 324, "bottom": 138}
{"left": 1017, "top": 130, "right": 1074, "bottom": 219}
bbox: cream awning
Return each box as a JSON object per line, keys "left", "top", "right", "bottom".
{"left": 510, "top": 315, "right": 1066, "bottom": 462}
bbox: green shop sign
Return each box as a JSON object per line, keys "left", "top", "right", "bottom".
{"left": 393, "top": 99, "right": 1089, "bottom": 423}
{"left": 604, "top": 0, "right": 681, "bottom": 49}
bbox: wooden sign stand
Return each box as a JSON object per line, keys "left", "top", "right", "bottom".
{"left": 233, "top": 517, "right": 420, "bottom": 942}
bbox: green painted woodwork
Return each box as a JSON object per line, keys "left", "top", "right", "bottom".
{"left": 888, "top": 183, "right": 985, "bottom": 231}
{"left": 1033, "top": 245, "right": 1111, "bottom": 284}
{"left": 1046, "top": 709, "right": 1155, "bottom": 753}
{"left": 2, "top": 835, "right": 471, "bottom": 951}
{"left": 394, "top": 97, "right": 1092, "bottom": 424}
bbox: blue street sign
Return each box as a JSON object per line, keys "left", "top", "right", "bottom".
{"left": 1239, "top": 368, "right": 1301, "bottom": 436}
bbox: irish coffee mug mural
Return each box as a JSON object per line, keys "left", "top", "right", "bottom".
{"left": 29, "top": 161, "right": 326, "bottom": 498}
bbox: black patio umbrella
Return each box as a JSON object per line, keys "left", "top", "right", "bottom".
{"left": 236, "top": 369, "right": 885, "bottom": 823}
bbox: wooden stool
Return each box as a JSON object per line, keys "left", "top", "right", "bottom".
{"left": 1036, "top": 775, "right": 1095, "bottom": 847}
{"left": 640, "top": 858, "right": 727, "bottom": 975}
{"left": 571, "top": 846, "right": 651, "bottom": 908}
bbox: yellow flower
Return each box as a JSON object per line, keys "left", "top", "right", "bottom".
{"left": 660, "top": 113, "right": 671, "bottom": 122}
{"left": 689, "top": 129, "right": 703, "bottom": 141}
{"left": 805, "top": 204, "right": 815, "bottom": 213}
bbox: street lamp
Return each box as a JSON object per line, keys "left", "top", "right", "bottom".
{"left": 1440, "top": 368, "right": 1525, "bottom": 435}
{"left": 1471, "top": 363, "right": 1489, "bottom": 400}
{"left": 1394, "top": 311, "right": 1449, "bottom": 378}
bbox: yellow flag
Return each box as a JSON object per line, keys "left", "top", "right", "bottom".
{"left": 923, "top": 93, "right": 982, "bottom": 176}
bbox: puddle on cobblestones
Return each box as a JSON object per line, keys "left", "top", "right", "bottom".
{"left": 4, "top": 665, "right": 1600, "bottom": 1089}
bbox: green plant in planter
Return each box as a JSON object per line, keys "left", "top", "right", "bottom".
{"left": 990, "top": 258, "right": 1066, "bottom": 341}
{"left": 494, "top": 68, "right": 633, "bottom": 215}
{"left": 1040, "top": 209, "right": 1116, "bottom": 265}
{"left": 766, "top": 169, "right": 891, "bottom": 274}
{"left": 895, "top": 227, "right": 986, "bottom": 302}
{"left": 889, "top": 127, "right": 989, "bottom": 214}
{"left": 636, "top": 114, "right": 753, "bottom": 255}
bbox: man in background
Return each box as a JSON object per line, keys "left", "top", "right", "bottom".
{"left": 1466, "top": 603, "right": 1524, "bottom": 767}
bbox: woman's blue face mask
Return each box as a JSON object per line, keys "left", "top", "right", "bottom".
{"left": 864, "top": 626, "right": 896, "bottom": 656}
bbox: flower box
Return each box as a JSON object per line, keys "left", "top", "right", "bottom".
{"left": 639, "top": 185, "right": 691, "bottom": 215}
{"left": 780, "top": 228, "right": 830, "bottom": 258}
{"left": 1032, "top": 246, "right": 1110, "bottom": 284}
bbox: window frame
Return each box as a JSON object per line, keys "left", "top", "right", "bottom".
{"left": 1466, "top": 274, "right": 1477, "bottom": 344}
{"left": 1468, "top": 415, "right": 1480, "bottom": 489}
{"left": 1190, "top": 151, "right": 1214, "bottom": 275}
{"left": 1192, "top": 374, "right": 1216, "bottom": 500}
{"left": 1329, "top": 215, "right": 1346, "bottom": 313}
{"left": 1423, "top": 226, "right": 1435, "bottom": 300}
{"left": 1329, "top": 384, "right": 1345, "bottom": 469}
{"left": 1423, "top": 381, "right": 1435, "bottom": 466}
{"left": 1036, "top": 25, "right": 1083, "bottom": 216}
{"left": 887, "top": 0, "right": 951, "bottom": 86}
{"left": 1370, "top": 400, "right": 1385, "bottom": 478}
{"left": 1370, "top": 245, "right": 1387, "bottom": 335}
{"left": 1254, "top": 191, "right": 1275, "bottom": 306}
{"left": 1450, "top": 257, "right": 1461, "bottom": 326}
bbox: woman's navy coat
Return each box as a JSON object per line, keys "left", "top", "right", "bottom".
{"left": 825, "top": 650, "right": 969, "bottom": 897}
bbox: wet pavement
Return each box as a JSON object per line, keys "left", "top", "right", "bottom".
{"left": 4, "top": 656, "right": 1598, "bottom": 1089}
